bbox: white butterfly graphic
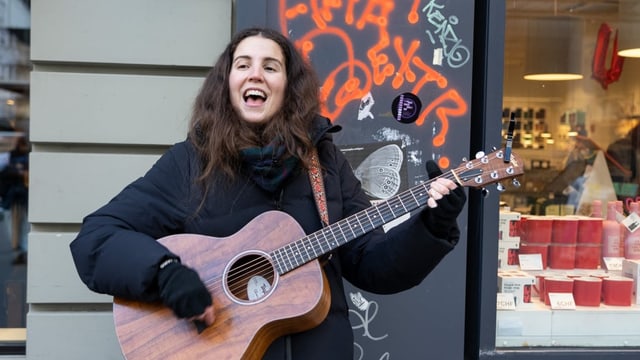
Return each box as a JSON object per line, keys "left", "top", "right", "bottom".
{"left": 349, "top": 291, "right": 370, "bottom": 311}
{"left": 354, "top": 144, "right": 403, "bottom": 200}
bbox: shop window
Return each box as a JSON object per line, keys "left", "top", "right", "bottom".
{"left": 497, "top": 0, "right": 640, "bottom": 350}
{"left": 0, "top": 0, "right": 29, "bottom": 353}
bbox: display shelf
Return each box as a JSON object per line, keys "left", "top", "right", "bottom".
{"left": 496, "top": 297, "right": 640, "bottom": 347}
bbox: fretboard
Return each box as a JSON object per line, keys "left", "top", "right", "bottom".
{"left": 271, "top": 180, "right": 432, "bottom": 275}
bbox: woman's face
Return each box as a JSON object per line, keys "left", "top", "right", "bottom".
{"left": 229, "top": 36, "right": 287, "bottom": 125}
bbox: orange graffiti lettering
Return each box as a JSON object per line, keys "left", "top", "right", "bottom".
{"left": 407, "top": 0, "right": 422, "bottom": 24}
{"left": 355, "top": 0, "right": 395, "bottom": 30}
{"left": 391, "top": 36, "right": 420, "bottom": 89}
{"left": 279, "top": 0, "right": 469, "bottom": 157}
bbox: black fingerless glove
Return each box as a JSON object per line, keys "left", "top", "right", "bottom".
{"left": 157, "top": 260, "right": 212, "bottom": 319}
{"left": 420, "top": 160, "right": 467, "bottom": 239}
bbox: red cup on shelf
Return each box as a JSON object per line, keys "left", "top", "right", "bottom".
{"left": 544, "top": 276, "right": 574, "bottom": 305}
{"left": 552, "top": 217, "right": 579, "bottom": 244}
{"left": 602, "top": 277, "right": 633, "bottom": 306}
{"left": 525, "top": 216, "right": 553, "bottom": 244}
{"left": 573, "top": 276, "right": 602, "bottom": 306}
{"left": 577, "top": 217, "right": 603, "bottom": 244}
{"left": 549, "top": 243, "right": 577, "bottom": 269}
{"left": 574, "top": 243, "right": 601, "bottom": 269}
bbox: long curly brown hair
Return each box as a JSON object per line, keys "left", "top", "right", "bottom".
{"left": 188, "top": 27, "right": 321, "bottom": 188}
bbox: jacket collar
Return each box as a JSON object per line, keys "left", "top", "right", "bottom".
{"left": 311, "top": 115, "right": 341, "bottom": 145}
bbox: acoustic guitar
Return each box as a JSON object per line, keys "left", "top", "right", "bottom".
{"left": 113, "top": 148, "right": 524, "bottom": 359}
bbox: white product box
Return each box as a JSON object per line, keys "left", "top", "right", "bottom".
{"left": 498, "top": 270, "right": 535, "bottom": 307}
{"left": 498, "top": 239, "right": 520, "bottom": 270}
{"left": 622, "top": 259, "right": 640, "bottom": 304}
{"left": 499, "top": 211, "right": 521, "bottom": 242}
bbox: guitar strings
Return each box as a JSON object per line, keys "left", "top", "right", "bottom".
{"left": 200, "top": 152, "right": 508, "bottom": 299}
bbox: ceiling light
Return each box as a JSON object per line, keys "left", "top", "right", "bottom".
{"left": 523, "top": 17, "right": 584, "bottom": 81}
{"left": 618, "top": 0, "right": 640, "bottom": 58}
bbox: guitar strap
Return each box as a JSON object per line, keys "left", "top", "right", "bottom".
{"left": 308, "top": 148, "right": 329, "bottom": 227}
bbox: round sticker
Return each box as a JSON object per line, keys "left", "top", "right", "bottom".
{"left": 391, "top": 92, "right": 422, "bottom": 124}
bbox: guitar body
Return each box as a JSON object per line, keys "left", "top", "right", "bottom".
{"left": 113, "top": 211, "right": 331, "bottom": 360}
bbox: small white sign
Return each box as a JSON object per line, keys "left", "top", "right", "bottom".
{"left": 496, "top": 293, "right": 516, "bottom": 310}
{"left": 548, "top": 292, "right": 576, "bottom": 310}
{"left": 432, "top": 48, "right": 443, "bottom": 66}
{"left": 518, "top": 254, "right": 544, "bottom": 270}
{"left": 622, "top": 212, "right": 640, "bottom": 233}
{"left": 603, "top": 257, "right": 624, "bottom": 271}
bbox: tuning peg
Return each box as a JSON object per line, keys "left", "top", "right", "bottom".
{"left": 512, "top": 178, "right": 521, "bottom": 188}
{"left": 482, "top": 188, "right": 490, "bottom": 198}
{"left": 496, "top": 182, "right": 506, "bottom": 192}
{"left": 475, "top": 151, "right": 485, "bottom": 159}
{"left": 491, "top": 146, "right": 498, "bottom": 151}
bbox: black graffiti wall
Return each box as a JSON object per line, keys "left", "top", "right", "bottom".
{"left": 237, "top": 1, "right": 474, "bottom": 358}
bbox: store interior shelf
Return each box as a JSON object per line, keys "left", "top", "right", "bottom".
{"left": 496, "top": 299, "right": 640, "bottom": 347}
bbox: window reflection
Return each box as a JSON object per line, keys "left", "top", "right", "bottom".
{"left": 0, "top": 1, "right": 30, "bottom": 349}
{"left": 499, "top": 0, "right": 640, "bottom": 349}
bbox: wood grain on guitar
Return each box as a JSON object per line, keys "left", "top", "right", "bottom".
{"left": 113, "top": 148, "right": 524, "bottom": 359}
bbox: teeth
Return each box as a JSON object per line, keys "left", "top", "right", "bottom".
{"left": 244, "top": 89, "right": 266, "bottom": 98}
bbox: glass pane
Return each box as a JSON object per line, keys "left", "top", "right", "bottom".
{"left": 0, "top": 10, "right": 29, "bottom": 352}
{"left": 498, "top": 0, "right": 640, "bottom": 349}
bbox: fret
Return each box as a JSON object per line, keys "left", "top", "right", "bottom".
{"left": 399, "top": 196, "right": 409, "bottom": 212}
{"left": 320, "top": 228, "right": 332, "bottom": 253}
{"left": 363, "top": 210, "right": 376, "bottom": 231}
{"left": 293, "top": 240, "right": 304, "bottom": 264}
{"left": 302, "top": 236, "right": 316, "bottom": 261}
{"left": 326, "top": 224, "right": 339, "bottom": 247}
{"left": 273, "top": 248, "right": 285, "bottom": 274}
{"left": 408, "top": 186, "right": 421, "bottom": 206}
{"left": 291, "top": 243, "right": 302, "bottom": 268}
{"left": 354, "top": 214, "right": 365, "bottom": 235}
{"left": 387, "top": 197, "right": 406, "bottom": 216}
{"left": 400, "top": 189, "right": 420, "bottom": 209}
{"left": 324, "top": 227, "right": 338, "bottom": 249}
{"left": 345, "top": 217, "right": 358, "bottom": 239}
{"left": 415, "top": 183, "right": 429, "bottom": 202}
{"left": 306, "top": 232, "right": 317, "bottom": 255}
{"left": 307, "top": 232, "right": 320, "bottom": 257}
{"left": 335, "top": 221, "right": 348, "bottom": 246}
{"left": 372, "top": 206, "right": 385, "bottom": 228}
{"left": 283, "top": 243, "right": 296, "bottom": 270}
{"left": 380, "top": 201, "right": 395, "bottom": 220}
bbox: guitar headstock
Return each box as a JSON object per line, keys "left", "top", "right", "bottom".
{"left": 453, "top": 148, "right": 524, "bottom": 189}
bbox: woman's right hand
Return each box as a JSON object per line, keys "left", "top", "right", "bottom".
{"left": 157, "top": 260, "right": 215, "bottom": 328}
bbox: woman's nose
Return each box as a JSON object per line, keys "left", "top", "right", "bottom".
{"left": 248, "top": 67, "right": 264, "bottom": 81}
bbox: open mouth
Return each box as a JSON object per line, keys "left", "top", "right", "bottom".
{"left": 243, "top": 89, "right": 267, "bottom": 105}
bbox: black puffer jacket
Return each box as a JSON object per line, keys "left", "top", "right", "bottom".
{"left": 70, "top": 116, "right": 460, "bottom": 360}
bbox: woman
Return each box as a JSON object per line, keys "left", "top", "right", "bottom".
{"left": 70, "top": 27, "right": 466, "bottom": 360}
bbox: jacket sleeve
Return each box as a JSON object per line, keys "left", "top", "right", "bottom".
{"left": 69, "top": 142, "right": 195, "bottom": 302}
{"left": 332, "top": 145, "right": 460, "bottom": 294}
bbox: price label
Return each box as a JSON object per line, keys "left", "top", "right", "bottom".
{"left": 603, "top": 257, "right": 624, "bottom": 271}
{"left": 496, "top": 293, "right": 516, "bottom": 310}
{"left": 622, "top": 212, "right": 640, "bottom": 233}
{"left": 518, "top": 254, "right": 544, "bottom": 270}
{"left": 548, "top": 292, "right": 576, "bottom": 310}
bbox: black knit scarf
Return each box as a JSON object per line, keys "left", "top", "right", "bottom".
{"left": 240, "top": 139, "right": 299, "bottom": 192}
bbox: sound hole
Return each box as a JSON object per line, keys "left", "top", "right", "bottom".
{"left": 226, "top": 253, "right": 276, "bottom": 303}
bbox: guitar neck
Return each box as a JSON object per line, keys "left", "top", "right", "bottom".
{"left": 270, "top": 147, "right": 523, "bottom": 275}
{"left": 271, "top": 180, "right": 433, "bottom": 275}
